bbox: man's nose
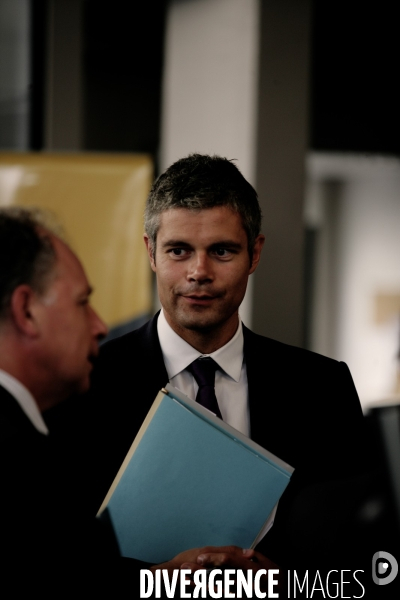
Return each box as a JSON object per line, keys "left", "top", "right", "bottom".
{"left": 90, "top": 306, "right": 108, "bottom": 341}
{"left": 187, "top": 252, "right": 213, "bottom": 283}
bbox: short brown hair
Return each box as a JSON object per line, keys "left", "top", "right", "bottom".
{"left": 144, "top": 154, "right": 262, "bottom": 259}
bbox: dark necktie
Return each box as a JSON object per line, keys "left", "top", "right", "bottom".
{"left": 188, "top": 357, "right": 222, "bottom": 419}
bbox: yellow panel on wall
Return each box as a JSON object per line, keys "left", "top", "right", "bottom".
{"left": 0, "top": 152, "right": 153, "bottom": 327}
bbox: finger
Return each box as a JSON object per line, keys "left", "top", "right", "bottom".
{"left": 198, "top": 545, "right": 243, "bottom": 556}
{"left": 197, "top": 552, "right": 253, "bottom": 569}
{"left": 196, "top": 545, "right": 246, "bottom": 565}
{"left": 197, "top": 553, "right": 228, "bottom": 567}
{"left": 180, "top": 562, "right": 203, "bottom": 572}
{"left": 242, "top": 548, "right": 256, "bottom": 559}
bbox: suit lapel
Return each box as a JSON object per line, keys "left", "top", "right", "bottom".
{"left": 140, "top": 312, "right": 169, "bottom": 391}
{"left": 244, "top": 326, "right": 268, "bottom": 445}
{"left": 243, "top": 326, "right": 291, "bottom": 461}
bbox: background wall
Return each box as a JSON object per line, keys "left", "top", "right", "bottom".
{"left": 306, "top": 154, "right": 400, "bottom": 408}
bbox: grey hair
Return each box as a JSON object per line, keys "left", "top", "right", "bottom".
{"left": 144, "top": 154, "right": 262, "bottom": 260}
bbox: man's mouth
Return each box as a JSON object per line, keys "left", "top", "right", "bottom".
{"left": 182, "top": 295, "right": 217, "bottom": 305}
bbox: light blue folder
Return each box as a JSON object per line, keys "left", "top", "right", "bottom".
{"left": 97, "top": 384, "right": 294, "bottom": 563}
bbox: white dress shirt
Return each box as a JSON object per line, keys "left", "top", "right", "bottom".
{"left": 0, "top": 369, "right": 49, "bottom": 435}
{"left": 157, "top": 310, "right": 277, "bottom": 539}
{"left": 157, "top": 309, "right": 250, "bottom": 436}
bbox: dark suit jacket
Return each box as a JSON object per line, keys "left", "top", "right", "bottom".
{"left": 72, "top": 313, "right": 369, "bottom": 572}
{"left": 0, "top": 384, "right": 141, "bottom": 596}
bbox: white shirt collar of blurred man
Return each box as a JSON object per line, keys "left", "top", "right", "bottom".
{"left": 0, "top": 369, "right": 49, "bottom": 435}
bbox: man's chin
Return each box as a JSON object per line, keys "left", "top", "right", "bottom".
{"left": 174, "top": 307, "right": 226, "bottom": 332}
{"left": 74, "top": 374, "right": 91, "bottom": 396}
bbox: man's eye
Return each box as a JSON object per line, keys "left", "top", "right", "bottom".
{"left": 169, "top": 248, "right": 189, "bottom": 257}
{"left": 213, "top": 248, "right": 230, "bottom": 257}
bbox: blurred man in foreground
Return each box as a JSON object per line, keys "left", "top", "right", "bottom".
{"left": 0, "top": 207, "right": 129, "bottom": 595}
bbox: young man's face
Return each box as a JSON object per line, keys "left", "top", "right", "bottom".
{"left": 144, "top": 206, "right": 264, "bottom": 345}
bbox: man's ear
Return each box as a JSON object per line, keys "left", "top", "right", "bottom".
{"left": 143, "top": 233, "right": 156, "bottom": 272}
{"left": 10, "top": 285, "right": 40, "bottom": 337}
{"left": 249, "top": 234, "right": 265, "bottom": 274}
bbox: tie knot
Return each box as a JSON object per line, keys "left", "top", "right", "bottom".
{"left": 188, "top": 357, "right": 218, "bottom": 388}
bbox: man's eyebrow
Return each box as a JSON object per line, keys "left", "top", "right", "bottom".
{"left": 161, "top": 239, "right": 244, "bottom": 250}
{"left": 161, "top": 239, "right": 192, "bottom": 248}
{"left": 209, "top": 240, "right": 243, "bottom": 250}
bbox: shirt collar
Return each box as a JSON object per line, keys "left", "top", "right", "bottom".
{"left": 0, "top": 369, "right": 49, "bottom": 435}
{"left": 157, "top": 309, "right": 244, "bottom": 382}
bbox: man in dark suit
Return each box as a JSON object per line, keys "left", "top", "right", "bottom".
{"left": 85, "top": 154, "right": 369, "bottom": 592}
{"left": 0, "top": 207, "right": 138, "bottom": 595}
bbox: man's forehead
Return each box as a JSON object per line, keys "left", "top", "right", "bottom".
{"left": 157, "top": 206, "right": 244, "bottom": 233}
{"left": 45, "top": 232, "right": 89, "bottom": 285}
{"left": 46, "top": 233, "right": 72, "bottom": 265}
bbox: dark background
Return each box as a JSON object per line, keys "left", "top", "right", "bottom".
{"left": 311, "top": 0, "right": 399, "bottom": 155}
{"left": 29, "top": 0, "right": 400, "bottom": 157}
